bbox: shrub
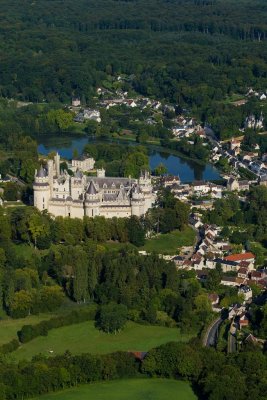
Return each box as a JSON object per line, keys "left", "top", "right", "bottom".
{"left": 0, "top": 339, "right": 20, "bottom": 354}
{"left": 18, "top": 306, "right": 97, "bottom": 343}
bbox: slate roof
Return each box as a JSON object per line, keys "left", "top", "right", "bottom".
{"left": 36, "top": 166, "right": 47, "bottom": 178}
{"left": 87, "top": 181, "right": 97, "bottom": 195}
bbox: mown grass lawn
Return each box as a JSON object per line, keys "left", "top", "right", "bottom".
{"left": 11, "top": 321, "right": 193, "bottom": 361}
{"left": 33, "top": 378, "right": 197, "bottom": 400}
{"left": 0, "top": 313, "right": 54, "bottom": 346}
{"left": 141, "top": 226, "right": 196, "bottom": 255}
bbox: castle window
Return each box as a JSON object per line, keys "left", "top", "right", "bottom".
{"left": 43, "top": 197, "right": 44, "bottom": 202}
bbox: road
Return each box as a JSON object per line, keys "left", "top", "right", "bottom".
{"left": 185, "top": 224, "right": 201, "bottom": 260}
{"left": 203, "top": 317, "right": 223, "bottom": 347}
{"left": 228, "top": 332, "right": 237, "bottom": 353}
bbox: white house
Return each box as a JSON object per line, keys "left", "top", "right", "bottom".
{"left": 192, "top": 181, "right": 210, "bottom": 194}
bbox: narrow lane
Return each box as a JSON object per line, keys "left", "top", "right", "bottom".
{"left": 203, "top": 317, "right": 223, "bottom": 347}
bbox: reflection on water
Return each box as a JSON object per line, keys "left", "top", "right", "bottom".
{"left": 37, "top": 135, "right": 220, "bottom": 182}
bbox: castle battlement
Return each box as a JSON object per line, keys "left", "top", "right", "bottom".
{"left": 34, "top": 153, "right": 154, "bottom": 219}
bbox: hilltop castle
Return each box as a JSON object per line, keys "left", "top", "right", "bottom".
{"left": 33, "top": 154, "right": 154, "bottom": 219}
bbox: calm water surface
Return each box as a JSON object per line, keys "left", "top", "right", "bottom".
{"left": 37, "top": 135, "right": 220, "bottom": 182}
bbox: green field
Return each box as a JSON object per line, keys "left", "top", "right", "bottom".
{"left": 34, "top": 378, "right": 197, "bottom": 400}
{"left": 141, "top": 226, "right": 196, "bottom": 255}
{"left": 11, "top": 321, "right": 193, "bottom": 361}
{"left": 0, "top": 314, "right": 54, "bottom": 346}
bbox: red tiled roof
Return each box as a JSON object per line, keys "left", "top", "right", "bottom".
{"left": 224, "top": 252, "right": 255, "bottom": 262}
{"left": 129, "top": 351, "right": 147, "bottom": 361}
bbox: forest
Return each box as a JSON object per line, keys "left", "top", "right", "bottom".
{"left": 0, "top": 189, "right": 200, "bottom": 326}
{"left": 1, "top": 0, "right": 267, "bottom": 138}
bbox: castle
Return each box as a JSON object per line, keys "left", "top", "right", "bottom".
{"left": 33, "top": 153, "right": 154, "bottom": 219}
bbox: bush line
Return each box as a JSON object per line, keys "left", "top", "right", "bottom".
{"left": 0, "top": 306, "right": 97, "bottom": 354}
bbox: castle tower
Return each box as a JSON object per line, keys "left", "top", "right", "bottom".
{"left": 131, "top": 185, "right": 145, "bottom": 217}
{"left": 33, "top": 166, "right": 50, "bottom": 211}
{"left": 97, "top": 168, "right": 105, "bottom": 178}
{"left": 84, "top": 180, "right": 100, "bottom": 217}
{"left": 54, "top": 152, "right": 60, "bottom": 178}
{"left": 138, "top": 170, "right": 153, "bottom": 210}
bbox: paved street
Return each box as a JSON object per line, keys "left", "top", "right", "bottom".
{"left": 204, "top": 317, "right": 223, "bottom": 347}
{"left": 228, "top": 332, "right": 237, "bottom": 353}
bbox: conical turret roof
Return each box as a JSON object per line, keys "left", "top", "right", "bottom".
{"left": 36, "top": 165, "right": 47, "bottom": 178}
{"left": 87, "top": 180, "right": 97, "bottom": 195}
{"left": 74, "top": 169, "right": 83, "bottom": 179}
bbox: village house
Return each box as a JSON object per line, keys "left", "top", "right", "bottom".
{"left": 224, "top": 252, "right": 255, "bottom": 269}
{"left": 221, "top": 276, "right": 245, "bottom": 287}
{"left": 204, "top": 224, "right": 220, "bottom": 237}
{"left": 243, "top": 152, "right": 258, "bottom": 162}
{"left": 215, "top": 258, "right": 239, "bottom": 273}
{"left": 238, "top": 313, "right": 249, "bottom": 329}
{"left": 227, "top": 178, "right": 250, "bottom": 192}
{"left": 237, "top": 267, "right": 249, "bottom": 280}
{"left": 189, "top": 213, "right": 203, "bottom": 229}
{"left": 250, "top": 270, "right": 266, "bottom": 282}
{"left": 172, "top": 255, "right": 186, "bottom": 268}
{"left": 181, "top": 259, "right": 194, "bottom": 270}
{"left": 238, "top": 285, "right": 252, "bottom": 302}
{"left": 230, "top": 139, "right": 242, "bottom": 151}
{"left": 83, "top": 109, "right": 101, "bottom": 122}
{"left": 162, "top": 175, "right": 181, "bottom": 187}
{"left": 228, "top": 304, "right": 246, "bottom": 319}
{"left": 227, "top": 177, "right": 239, "bottom": 191}
{"left": 238, "top": 180, "right": 250, "bottom": 191}
{"left": 192, "top": 181, "right": 210, "bottom": 194}
{"left": 126, "top": 100, "right": 137, "bottom": 108}
{"left": 209, "top": 183, "right": 223, "bottom": 198}
{"left": 211, "top": 153, "right": 221, "bottom": 162}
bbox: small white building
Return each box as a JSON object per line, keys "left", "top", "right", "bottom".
{"left": 72, "top": 98, "right": 81, "bottom": 107}
{"left": 83, "top": 109, "right": 101, "bottom": 123}
{"left": 192, "top": 181, "right": 210, "bottom": 194}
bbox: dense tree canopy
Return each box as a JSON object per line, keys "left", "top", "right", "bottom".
{"left": 0, "top": 1, "right": 267, "bottom": 139}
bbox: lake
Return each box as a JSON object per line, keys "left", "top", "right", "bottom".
{"left": 37, "top": 135, "right": 220, "bottom": 183}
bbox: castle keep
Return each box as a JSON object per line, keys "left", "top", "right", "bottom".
{"left": 33, "top": 154, "right": 154, "bottom": 218}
